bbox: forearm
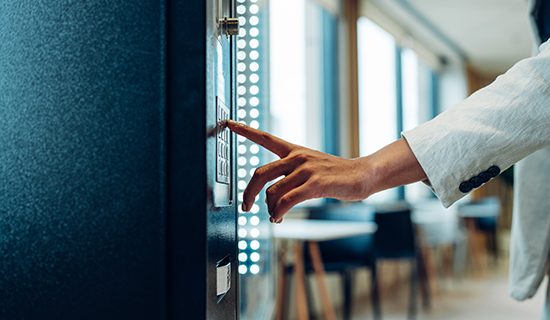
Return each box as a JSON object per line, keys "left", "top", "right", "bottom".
{"left": 360, "top": 138, "right": 427, "bottom": 196}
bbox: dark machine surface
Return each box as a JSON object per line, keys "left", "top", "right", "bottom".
{"left": 0, "top": 1, "right": 164, "bottom": 318}
{"left": 0, "top": 0, "right": 237, "bottom": 319}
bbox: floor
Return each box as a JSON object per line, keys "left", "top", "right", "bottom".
{"left": 352, "top": 264, "right": 547, "bottom": 320}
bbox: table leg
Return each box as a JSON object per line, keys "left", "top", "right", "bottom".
{"left": 308, "top": 241, "right": 337, "bottom": 320}
{"left": 465, "top": 218, "right": 484, "bottom": 275}
{"left": 275, "top": 241, "right": 287, "bottom": 320}
{"left": 294, "top": 241, "right": 309, "bottom": 320}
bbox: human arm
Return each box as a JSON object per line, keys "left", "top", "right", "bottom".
{"left": 228, "top": 41, "right": 550, "bottom": 221}
{"left": 227, "top": 121, "right": 426, "bottom": 222}
{"left": 402, "top": 41, "right": 550, "bottom": 207}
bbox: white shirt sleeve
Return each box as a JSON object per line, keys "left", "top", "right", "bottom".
{"left": 402, "top": 42, "right": 550, "bottom": 208}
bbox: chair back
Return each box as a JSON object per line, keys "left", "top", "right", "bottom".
{"left": 373, "top": 202, "right": 417, "bottom": 259}
{"left": 307, "top": 202, "right": 375, "bottom": 265}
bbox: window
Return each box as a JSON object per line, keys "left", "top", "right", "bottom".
{"left": 358, "top": 17, "right": 439, "bottom": 203}
{"left": 357, "top": 17, "right": 398, "bottom": 202}
{"left": 402, "top": 48, "right": 437, "bottom": 201}
{"left": 270, "top": 0, "right": 340, "bottom": 207}
{"left": 270, "top": 0, "right": 340, "bottom": 154}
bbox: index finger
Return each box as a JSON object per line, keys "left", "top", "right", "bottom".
{"left": 226, "top": 120, "right": 293, "bottom": 158}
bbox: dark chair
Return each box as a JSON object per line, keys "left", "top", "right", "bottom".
{"left": 459, "top": 197, "right": 501, "bottom": 263}
{"left": 283, "top": 202, "right": 380, "bottom": 320}
{"left": 373, "top": 202, "right": 431, "bottom": 319}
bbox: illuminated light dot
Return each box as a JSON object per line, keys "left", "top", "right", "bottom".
{"left": 238, "top": 156, "right": 247, "bottom": 166}
{"left": 249, "top": 4, "right": 259, "bottom": 14}
{"left": 250, "top": 252, "right": 260, "bottom": 262}
{"left": 238, "top": 180, "right": 247, "bottom": 190}
{"left": 250, "top": 144, "right": 260, "bottom": 154}
{"left": 238, "top": 265, "right": 247, "bottom": 274}
{"left": 237, "top": 74, "right": 246, "bottom": 83}
{"left": 250, "top": 16, "right": 259, "bottom": 26}
{"left": 249, "top": 74, "right": 259, "bottom": 83}
{"left": 249, "top": 27, "right": 259, "bottom": 37}
{"left": 238, "top": 16, "right": 246, "bottom": 26}
{"left": 238, "top": 240, "right": 247, "bottom": 250}
{"left": 238, "top": 252, "right": 248, "bottom": 262}
{"left": 250, "top": 86, "right": 259, "bottom": 95}
{"left": 238, "top": 86, "right": 246, "bottom": 95}
{"left": 238, "top": 145, "right": 246, "bottom": 154}
{"left": 251, "top": 204, "right": 260, "bottom": 214}
{"left": 249, "top": 168, "right": 256, "bottom": 176}
{"left": 237, "top": 5, "right": 246, "bottom": 14}
{"left": 250, "top": 121, "right": 259, "bottom": 129}
{"left": 250, "top": 156, "right": 260, "bottom": 166}
{"left": 238, "top": 192, "right": 244, "bottom": 201}
{"left": 249, "top": 39, "right": 259, "bottom": 49}
{"left": 238, "top": 168, "right": 247, "bottom": 178}
{"left": 238, "top": 135, "right": 246, "bottom": 143}
{"left": 237, "top": 62, "right": 246, "bottom": 72}
{"left": 249, "top": 97, "right": 260, "bottom": 106}
{"left": 237, "top": 51, "right": 246, "bottom": 60}
{"left": 250, "top": 50, "right": 259, "bottom": 60}
{"left": 249, "top": 108, "right": 259, "bottom": 118}
{"left": 255, "top": 195, "right": 260, "bottom": 201}
{"left": 238, "top": 97, "right": 246, "bottom": 107}
{"left": 250, "top": 264, "right": 260, "bottom": 274}
{"left": 250, "top": 0, "right": 258, "bottom": 3}
{"left": 238, "top": 216, "right": 247, "bottom": 226}
{"left": 237, "top": 0, "right": 245, "bottom": 3}
{"left": 250, "top": 228, "right": 260, "bottom": 238}
{"left": 250, "top": 62, "right": 259, "bottom": 72}
{"left": 238, "top": 228, "right": 247, "bottom": 238}
{"left": 250, "top": 240, "right": 260, "bottom": 250}
{"left": 238, "top": 39, "right": 246, "bottom": 49}
{"left": 239, "top": 28, "right": 246, "bottom": 37}
{"left": 237, "top": 109, "right": 246, "bottom": 119}
{"left": 250, "top": 216, "right": 260, "bottom": 226}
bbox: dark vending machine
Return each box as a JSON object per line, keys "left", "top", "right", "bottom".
{"left": 168, "top": 0, "right": 240, "bottom": 319}
{"left": 0, "top": 0, "right": 239, "bottom": 319}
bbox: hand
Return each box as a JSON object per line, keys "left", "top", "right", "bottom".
{"left": 226, "top": 120, "right": 374, "bottom": 223}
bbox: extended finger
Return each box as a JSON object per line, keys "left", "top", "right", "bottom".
{"left": 242, "top": 158, "right": 293, "bottom": 211}
{"left": 226, "top": 120, "right": 293, "bottom": 158}
{"left": 270, "top": 183, "right": 315, "bottom": 221}
{"left": 265, "top": 170, "right": 308, "bottom": 213}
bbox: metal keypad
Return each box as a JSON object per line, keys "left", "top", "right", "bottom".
{"left": 216, "top": 98, "right": 230, "bottom": 184}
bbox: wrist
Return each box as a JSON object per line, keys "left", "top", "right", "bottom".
{"left": 353, "top": 155, "right": 384, "bottom": 199}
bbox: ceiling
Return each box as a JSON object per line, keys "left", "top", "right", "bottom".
{"left": 407, "top": 0, "right": 533, "bottom": 75}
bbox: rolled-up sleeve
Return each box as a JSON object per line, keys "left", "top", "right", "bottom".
{"left": 402, "top": 42, "right": 550, "bottom": 207}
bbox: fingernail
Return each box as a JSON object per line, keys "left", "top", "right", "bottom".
{"left": 269, "top": 216, "right": 274, "bottom": 223}
{"left": 241, "top": 203, "right": 247, "bottom": 212}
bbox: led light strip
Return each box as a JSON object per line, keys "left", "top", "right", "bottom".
{"left": 236, "top": 0, "right": 266, "bottom": 275}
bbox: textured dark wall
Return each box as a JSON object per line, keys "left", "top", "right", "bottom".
{"left": 0, "top": 1, "right": 164, "bottom": 319}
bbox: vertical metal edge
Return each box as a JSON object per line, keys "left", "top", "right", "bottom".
{"left": 166, "top": 0, "right": 208, "bottom": 318}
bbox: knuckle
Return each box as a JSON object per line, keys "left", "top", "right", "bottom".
{"left": 261, "top": 132, "right": 273, "bottom": 144}
{"left": 292, "top": 152, "right": 309, "bottom": 163}
{"left": 279, "top": 194, "right": 292, "bottom": 207}
{"left": 299, "top": 165, "right": 315, "bottom": 176}
{"left": 254, "top": 167, "right": 266, "bottom": 178}
{"left": 266, "top": 186, "right": 276, "bottom": 198}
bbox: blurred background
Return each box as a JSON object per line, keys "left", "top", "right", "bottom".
{"left": 236, "top": 0, "right": 543, "bottom": 319}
